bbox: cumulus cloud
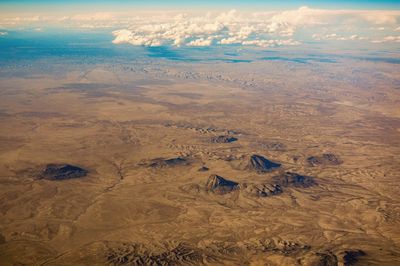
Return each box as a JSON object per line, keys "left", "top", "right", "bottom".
{"left": 265, "top": 6, "right": 400, "bottom": 26}
{"left": 111, "top": 9, "right": 306, "bottom": 47}
{"left": 219, "top": 37, "right": 242, "bottom": 45}
{"left": 187, "top": 37, "right": 213, "bottom": 46}
{"left": 362, "top": 12, "right": 398, "bottom": 25}
{"left": 109, "top": 7, "right": 400, "bottom": 47}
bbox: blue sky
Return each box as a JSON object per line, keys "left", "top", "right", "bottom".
{"left": 1, "top": 0, "right": 399, "bottom": 11}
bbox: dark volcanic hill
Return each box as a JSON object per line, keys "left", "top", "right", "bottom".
{"left": 247, "top": 155, "right": 281, "bottom": 172}
{"left": 41, "top": 164, "right": 88, "bottom": 180}
{"left": 205, "top": 174, "right": 239, "bottom": 194}
{"left": 342, "top": 250, "right": 366, "bottom": 265}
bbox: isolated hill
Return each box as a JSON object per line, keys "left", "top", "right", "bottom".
{"left": 205, "top": 174, "right": 239, "bottom": 194}
{"left": 246, "top": 154, "right": 281, "bottom": 172}
{"left": 41, "top": 164, "right": 88, "bottom": 180}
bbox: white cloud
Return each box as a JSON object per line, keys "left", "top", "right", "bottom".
{"left": 215, "top": 9, "right": 238, "bottom": 23}
{"left": 350, "top": 34, "right": 366, "bottom": 40}
{"left": 112, "top": 29, "right": 164, "bottom": 46}
{"left": 372, "top": 35, "right": 400, "bottom": 43}
{"left": 325, "top": 33, "right": 337, "bottom": 38}
{"left": 110, "top": 9, "right": 308, "bottom": 47}
{"left": 109, "top": 7, "right": 400, "bottom": 47}
{"left": 112, "top": 29, "right": 133, "bottom": 44}
{"left": 219, "top": 37, "right": 242, "bottom": 45}
{"left": 242, "top": 39, "right": 300, "bottom": 47}
{"left": 267, "top": 6, "right": 323, "bottom": 27}
{"left": 362, "top": 12, "right": 398, "bottom": 25}
{"left": 187, "top": 37, "right": 213, "bottom": 46}
{"left": 312, "top": 33, "right": 367, "bottom": 41}
{"left": 267, "top": 6, "right": 400, "bottom": 26}
{"left": 0, "top": 31, "right": 8, "bottom": 36}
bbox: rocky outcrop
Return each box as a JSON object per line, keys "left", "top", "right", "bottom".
{"left": 41, "top": 164, "right": 88, "bottom": 180}
{"left": 205, "top": 174, "right": 239, "bottom": 194}
{"left": 198, "top": 166, "right": 209, "bottom": 172}
{"left": 272, "top": 172, "right": 315, "bottom": 188}
{"left": 211, "top": 135, "right": 238, "bottom": 143}
{"left": 317, "top": 252, "right": 338, "bottom": 266}
{"left": 106, "top": 239, "right": 311, "bottom": 266}
{"left": 243, "top": 239, "right": 311, "bottom": 255}
{"left": 255, "top": 141, "right": 286, "bottom": 151}
{"left": 148, "top": 157, "right": 189, "bottom": 168}
{"left": 247, "top": 155, "right": 281, "bottom": 172}
{"left": 107, "top": 242, "right": 209, "bottom": 265}
{"left": 307, "top": 154, "right": 342, "bottom": 166}
{"left": 240, "top": 183, "right": 282, "bottom": 197}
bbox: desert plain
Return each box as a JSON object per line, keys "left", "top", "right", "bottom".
{"left": 0, "top": 53, "right": 400, "bottom": 265}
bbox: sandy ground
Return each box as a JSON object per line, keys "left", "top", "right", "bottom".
{"left": 0, "top": 59, "right": 399, "bottom": 265}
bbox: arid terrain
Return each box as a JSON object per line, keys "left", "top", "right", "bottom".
{"left": 0, "top": 56, "right": 400, "bottom": 265}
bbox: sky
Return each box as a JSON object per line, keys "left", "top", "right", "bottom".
{"left": 0, "top": 1, "right": 399, "bottom": 50}
{"left": 1, "top": 0, "right": 400, "bottom": 11}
